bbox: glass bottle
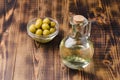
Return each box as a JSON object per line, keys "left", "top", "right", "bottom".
{"left": 60, "top": 15, "right": 94, "bottom": 69}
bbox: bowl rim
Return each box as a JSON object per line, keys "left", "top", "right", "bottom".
{"left": 27, "top": 17, "right": 59, "bottom": 39}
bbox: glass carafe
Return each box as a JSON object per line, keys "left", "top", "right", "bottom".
{"left": 60, "top": 15, "right": 94, "bottom": 69}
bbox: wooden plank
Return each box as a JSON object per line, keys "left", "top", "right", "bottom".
{"left": 0, "top": 0, "right": 18, "bottom": 80}
{"left": 12, "top": 0, "right": 37, "bottom": 80}
{"left": 34, "top": 0, "right": 65, "bottom": 80}
{"left": 0, "top": 0, "right": 5, "bottom": 79}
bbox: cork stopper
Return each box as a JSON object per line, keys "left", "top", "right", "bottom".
{"left": 73, "top": 15, "right": 85, "bottom": 24}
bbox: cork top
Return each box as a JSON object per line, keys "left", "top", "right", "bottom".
{"left": 73, "top": 15, "right": 85, "bottom": 24}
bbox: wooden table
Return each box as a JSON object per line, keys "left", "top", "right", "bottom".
{"left": 0, "top": 0, "right": 120, "bottom": 80}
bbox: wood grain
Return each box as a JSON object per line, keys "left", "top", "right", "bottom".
{"left": 0, "top": 0, "right": 120, "bottom": 80}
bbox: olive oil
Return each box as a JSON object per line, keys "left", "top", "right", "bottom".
{"left": 60, "top": 36, "right": 94, "bottom": 69}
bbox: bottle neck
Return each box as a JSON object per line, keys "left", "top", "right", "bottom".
{"left": 71, "top": 24, "right": 83, "bottom": 39}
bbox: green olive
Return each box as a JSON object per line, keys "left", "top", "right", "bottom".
{"left": 50, "top": 21, "right": 56, "bottom": 27}
{"left": 43, "top": 18, "right": 50, "bottom": 24}
{"left": 29, "top": 24, "right": 36, "bottom": 33}
{"left": 50, "top": 28, "right": 56, "bottom": 33}
{"left": 35, "top": 29, "right": 43, "bottom": 35}
{"left": 36, "top": 18, "right": 42, "bottom": 22}
{"left": 43, "top": 30, "right": 50, "bottom": 35}
{"left": 42, "top": 23, "right": 50, "bottom": 30}
{"left": 35, "top": 18, "right": 42, "bottom": 29}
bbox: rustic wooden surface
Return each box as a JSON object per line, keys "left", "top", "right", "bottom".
{"left": 0, "top": 0, "right": 120, "bottom": 80}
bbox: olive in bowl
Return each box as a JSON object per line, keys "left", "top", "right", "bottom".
{"left": 27, "top": 17, "right": 59, "bottom": 43}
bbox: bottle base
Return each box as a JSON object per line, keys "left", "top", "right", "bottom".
{"left": 62, "top": 59, "right": 90, "bottom": 70}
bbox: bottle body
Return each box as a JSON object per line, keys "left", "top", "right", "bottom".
{"left": 60, "top": 36, "right": 94, "bottom": 69}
